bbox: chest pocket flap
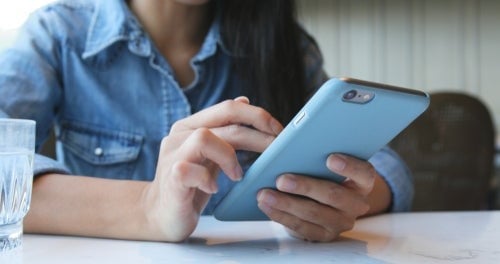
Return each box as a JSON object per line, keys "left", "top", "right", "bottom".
{"left": 60, "top": 121, "right": 143, "bottom": 165}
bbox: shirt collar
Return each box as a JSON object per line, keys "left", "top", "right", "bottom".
{"left": 82, "top": 0, "right": 150, "bottom": 59}
{"left": 193, "top": 15, "right": 223, "bottom": 62}
{"left": 82, "top": 0, "right": 226, "bottom": 61}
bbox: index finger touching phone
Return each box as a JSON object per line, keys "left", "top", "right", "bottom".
{"left": 173, "top": 99, "right": 283, "bottom": 136}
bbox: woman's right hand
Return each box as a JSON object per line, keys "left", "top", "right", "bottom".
{"left": 142, "top": 97, "right": 283, "bottom": 242}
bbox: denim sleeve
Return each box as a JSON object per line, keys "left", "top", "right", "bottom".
{"left": 34, "top": 154, "right": 71, "bottom": 176}
{"left": 369, "top": 146, "right": 414, "bottom": 212}
{"left": 0, "top": 9, "right": 64, "bottom": 176}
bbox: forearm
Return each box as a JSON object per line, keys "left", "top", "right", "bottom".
{"left": 24, "top": 173, "right": 161, "bottom": 241}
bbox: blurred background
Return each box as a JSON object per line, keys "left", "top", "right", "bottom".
{"left": 297, "top": 0, "right": 500, "bottom": 127}
{"left": 296, "top": 0, "right": 500, "bottom": 210}
{"left": 1, "top": 0, "right": 499, "bottom": 210}
{"left": 0, "top": 1, "right": 53, "bottom": 49}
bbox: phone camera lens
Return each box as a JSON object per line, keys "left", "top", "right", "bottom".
{"left": 343, "top": 90, "right": 357, "bottom": 100}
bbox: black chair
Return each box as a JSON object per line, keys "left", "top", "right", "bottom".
{"left": 390, "top": 91, "right": 496, "bottom": 211}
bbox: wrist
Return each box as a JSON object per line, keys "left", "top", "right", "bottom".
{"left": 365, "top": 174, "right": 392, "bottom": 215}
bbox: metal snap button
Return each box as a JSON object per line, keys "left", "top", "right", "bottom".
{"left": 94, "top": 147, "right": 103, "bottom": 156}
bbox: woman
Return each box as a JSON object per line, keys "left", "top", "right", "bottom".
{"left": 0, "top": 0, "right": 412, "bottom": 242}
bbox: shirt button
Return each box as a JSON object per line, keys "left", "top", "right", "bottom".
{"left": 94, "top": 147, "right": 104, "bottom": 156}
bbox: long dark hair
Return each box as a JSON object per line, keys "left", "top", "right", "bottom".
{"left": 218, "top": 0, "right": 307, "bottom": 124}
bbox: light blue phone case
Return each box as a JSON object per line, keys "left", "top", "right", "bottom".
{"left": 214, "top": 77, "right": 430, "bottom": 221}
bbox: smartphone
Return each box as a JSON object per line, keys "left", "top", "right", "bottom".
{"left": 213, "top": 77, "right": 430, "bottom": 221}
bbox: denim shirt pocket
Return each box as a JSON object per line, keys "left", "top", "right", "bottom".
{"left": 59, "top": 121, "right": 144, "bottom": 178}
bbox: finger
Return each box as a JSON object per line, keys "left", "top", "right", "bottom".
{"left": 172, "top": 99, "right": 283, "bottom": 136}
{"left": 171, "top": 160, "right": 217, "bottom": 194}
{"left": 257, "top": 189, "right": 353, "bottom": 242}
{"left": 178, "top": 128, "right": 243, "bottom": 181}
{"left": 234, "top": 96, "right": 250, "bottom": 104}
{"left": 326, "top": 154, "right": 377, "bottom": 195}
{"left": 275, "top": 174, "right": 370, "bottom": 217}
{"left": 211, "top": 124, "right": 276, "bottom": 153}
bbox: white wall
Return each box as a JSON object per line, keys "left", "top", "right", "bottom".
{"left": 297, "top": 0, "right": 500, "bottom": 131}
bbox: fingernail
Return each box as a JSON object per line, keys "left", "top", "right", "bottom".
{"left": 234, "top": 96, "right": 249, "bottom": 104}
{"left": 328, "top": 155, "right": 346, "bottom": 172}
{"left": 258, "top": 202, "right": 273, "bottom": 214}
{"left": 277, "top": 175, "right": 296, "bottom": 192}
{"left": 271, "top": 119, "right": 283, "bottom": 135}
{"left": 211, "top": 184, "right": 219, "bottom": 194}
{"left": 257, "top": 191, "right": 276, "bottom": 206}
{"left": 234, "top": 164, "right": 243, "bottom": 181}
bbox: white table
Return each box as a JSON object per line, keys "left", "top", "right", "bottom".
{"left": 2, "top": 211, "right": 500, "bottom": 263}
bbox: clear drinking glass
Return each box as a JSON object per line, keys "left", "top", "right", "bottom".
{"left": 0, "top": 118, "right": 35, "bottom": 252}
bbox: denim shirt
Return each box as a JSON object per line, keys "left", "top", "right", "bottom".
{"left": 0, "top": 0, "right": 413, "bottom": 212}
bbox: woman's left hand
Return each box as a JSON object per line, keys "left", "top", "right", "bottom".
{"left": 257, "top": 153, "right": 390, "bottom": 242}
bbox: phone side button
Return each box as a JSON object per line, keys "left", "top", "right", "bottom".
{"left": 294, "top": 111, "right": 307, "bottom": 126}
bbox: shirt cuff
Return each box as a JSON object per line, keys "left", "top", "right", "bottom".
{"left": 33, "top": 153, "right": 71, "bottom": 176}
{"left": 369, "top": 146, "right": 414, "bottom": 212}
